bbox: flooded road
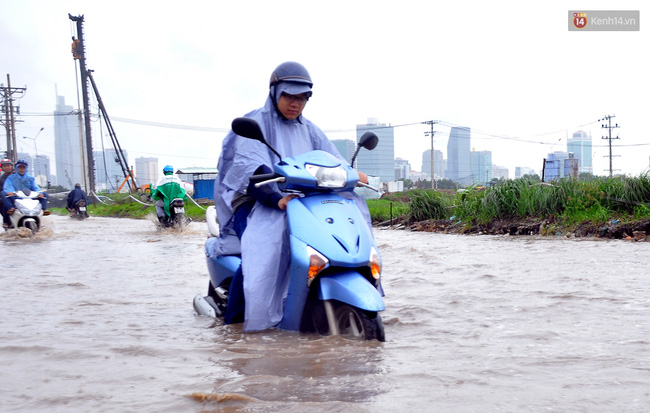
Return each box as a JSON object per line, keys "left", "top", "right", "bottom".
{"left": 1, "top": 215, "right": 649, "bottom": 412}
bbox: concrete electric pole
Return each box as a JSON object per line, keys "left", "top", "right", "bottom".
{"left": 1, "top": 74, "right": 26, "bottom": 161}
{"left": 599, "top": 115, "right": 620, "bottom": 177}
{"left": 422, "top": 120, "right": 439, "bottom": 189}
{"left": 69, "top": 14, "right": 96, "bottom": 192}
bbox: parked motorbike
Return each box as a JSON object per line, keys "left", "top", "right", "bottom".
{"left": 159, "top": 198, "right": 185, "bottom": 228}
{"left": 7, "top": 190, "right": 44, "bottom": 234}
{"left": 193, "top": 117, "right": 385, "bottom": 341}
{"left": 70, "top": 200, "right": 89, "bottom": 220}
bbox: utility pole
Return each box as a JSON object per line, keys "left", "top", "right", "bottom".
{"left": 599, "top": 115, "right": 620, "bottom": 177}
{"left": 69, "top": 14, "right": 96, "bottom": 192}
{"left": 1, "top": 74, "right": 26, "bottom": 161}
{"left": 422, "top": 120, "right": 438, "bottom": 189}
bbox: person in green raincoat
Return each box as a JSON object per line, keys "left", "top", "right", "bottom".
{"left": 152, "top": 165, "right": 186, "bottom": 225}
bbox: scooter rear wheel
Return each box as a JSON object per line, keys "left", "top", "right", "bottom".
{"left": 173, "top": 213, "right": 184, "bottom": 228}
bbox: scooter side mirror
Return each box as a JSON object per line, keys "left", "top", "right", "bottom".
{"left": 358, "top": 131, "right": 379, "bottom": 151}
{"left": 231, "top": 117, "right": 284, "bottom": 163}
{"left": 350, "top": 131, "right": 379, "bottom": 168}
{"left": 231, "top": 117, "right": 266, "bottom": 144}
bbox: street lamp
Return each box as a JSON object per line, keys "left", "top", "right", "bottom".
{"left": 22, "top": 127, "right": 45, "bottom": 185}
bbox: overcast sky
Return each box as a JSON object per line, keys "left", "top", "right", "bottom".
{"left": 2, "top": 0, "right": 648, "bottom": 179}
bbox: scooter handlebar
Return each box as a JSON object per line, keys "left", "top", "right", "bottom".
{"left": 249, "top": 173, "right": 277, "bottom": 183}
{"left": 356, "top": 182, "right": 379, "bottom": 192}
{"left": 254, "top": 177, "right": 286, "bottom": 188}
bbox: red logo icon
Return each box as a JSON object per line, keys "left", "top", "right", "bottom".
{"left": 573, "top": 13, "right": 587, "bottom": 29}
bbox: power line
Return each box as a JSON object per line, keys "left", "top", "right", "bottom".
{"left": 111, "top": 116, "right": 230, "bottom": 132}
{"left": 16, "top": 111, "right": 613, "bottom": 149}
{"left": 436, "top": 119, "right": 601, "bottom": 145}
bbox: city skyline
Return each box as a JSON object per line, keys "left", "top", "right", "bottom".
{"left": 13, "top": 111, "right": 604, "bottom": 189}
{"left": 2, "top": 2, "right": 647, "bottom": 182}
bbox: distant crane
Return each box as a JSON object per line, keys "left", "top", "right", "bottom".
{"left": 87, "top": 71, "right": 138, "bottom": 192}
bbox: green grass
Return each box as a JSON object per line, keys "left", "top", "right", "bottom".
{"left": 373, "top": 174, "right": 650, "bottom": 230}
{"left": 452, "top": 173, "right": 650, "bottom": 226}
{"left": 366, "top": 198, "right": 409, "bottom": 223}
{"left": 50, "top": 193, "right": 209, "bottom": 222}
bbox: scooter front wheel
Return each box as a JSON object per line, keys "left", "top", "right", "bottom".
{"left": 25, "top": 221, "right": 38, "bottom": 235}
{"left": 319, "top": 300, "right": 385, "bottom": 342}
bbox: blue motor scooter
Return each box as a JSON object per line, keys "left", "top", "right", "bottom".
{"left": 194, "top": 117, "right": 385, "bottom": 341}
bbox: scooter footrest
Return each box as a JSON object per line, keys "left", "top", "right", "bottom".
{"left": 215, "top": 286, "right": 228, "bottom": 301}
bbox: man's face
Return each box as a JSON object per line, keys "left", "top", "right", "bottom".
{"left": 17, "top": 165, "right": 27, "bottom": 175}
{"left": 1, "top": 163, "right": 12, "bottom": 174}
{"left": 277, "top": 92, "right": 310, "bottom": 121}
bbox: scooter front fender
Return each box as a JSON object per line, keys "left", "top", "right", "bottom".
{"left": 318, "top": 271, "right": 385, "bottom": 312}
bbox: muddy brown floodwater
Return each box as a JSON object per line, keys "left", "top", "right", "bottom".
{"left": 1, "top": 215, "right": 649, "bottom": 412}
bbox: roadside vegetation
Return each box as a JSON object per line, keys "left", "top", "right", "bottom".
{"left": 49, "top": 173, "right": 650, "bottom": 238}
{"left": 372, "top": 173, "right": 650, "bottom": 238}
{"left": 49, "top": 193, "right": 209, "bottom": 222}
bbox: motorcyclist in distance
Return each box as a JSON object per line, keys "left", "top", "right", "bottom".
{"left": 152, "top": 165, "right": 186, "bottom": 225}
{"left": 67, "top": 183, "right": 89, "bottom": 217}
{"left": 0, "top": 158, "right": 15, "bottom": 229}
{"left": 2, "top": 159, "right": 50, "bottom": 217}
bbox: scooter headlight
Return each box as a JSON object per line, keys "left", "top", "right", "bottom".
{"left": 369, "top": 246, "right": 382, "bottom": 283}
{"left": 305, "top": 164, "right": 347, "bottom": 188}
{"left": 307, "top": 246, "right": 329, "bottom": 286}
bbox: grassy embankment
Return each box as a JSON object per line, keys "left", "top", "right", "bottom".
{"left": 50, "top": 174, "right": 650, "bottom": 236}
{"left": 367, "top": 173, "right": 650, "bottom": 235}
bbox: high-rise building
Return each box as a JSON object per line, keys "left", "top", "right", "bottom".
{"left": 421, "top": 149, "right": 445, "bottom": 179}
{"left": 545, "top": 151, "right": 570, "bottom": 180}
{"left": 94, "top": 148, "right": 128, "bottom": 192}
{"left": 331, "top": 139, "right": 356, "bottom": 164}
{"left": 395, "top": 158, "right": 410, "bottom": 180}
{"left": 470, "top": 150, "right": 493, "bottom": 185}
{"left": 33, "top": 155, "right": 51, "bottom": 187}
{"left": 493, "top": 165, "right": 509, "bottom": 180}
{"left": 446, "top": 126, "right": 471, "bottom": 185}
{"left": 567, "top": 130, "right": 592, "bottom": 174}
{"left": 54, "top": 94, "right": 83, "bottom": 190}
{"left": 136, "top": 157, "right": 159, "bottom": 185}
{"left": 543, "top": 153, "right": 561, "bottom": 181}
{"left": 544, "top": 151, "right": 579, "bottom": 181}
{"left": 356, "top": 118, "right": 395, "bottom": 183}
{"left": 564, "top": 153, "right": 579, "bottom": 178}
{"left": 515, "top": 166, "right": 537, "bottom": 179}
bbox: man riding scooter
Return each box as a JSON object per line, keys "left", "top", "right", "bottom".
{"left": 67, "top": 183, "right": 89, "bottom": 218}
{"left": 2, "top": 160, "right": 50, "bottom": 222}
{"left": 0, "top": 158, "right": 15, "bottom": 229}
{"left": 152, "top": 165, "right": 187, "bottom": 226}
{"left": 211, "top": 61, "right": 374, "bottom": 333}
